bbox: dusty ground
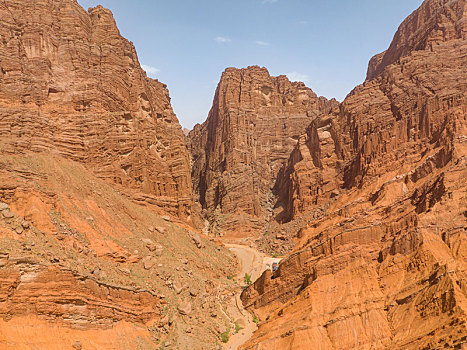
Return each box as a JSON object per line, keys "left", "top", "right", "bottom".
{"left": 220, "top": 244, "right": 267, "bottom": 350}
{"left": 0, "top": 152, "right": 239, "bottom": 350}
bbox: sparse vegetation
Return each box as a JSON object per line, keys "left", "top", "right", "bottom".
{"left": 252, "top": 315, "right": 260, "bottom": 324}
{"left": 227, "top": 274, "right": 234, "bottom": 280}
{"left": 244, "top": 273, "right": 252, "bottom": 285}
{"left": 220, "top": 331, "right": 230, "bottom": 343}
{"left": 235, "top": 322, "right": 243, "bottom": 333}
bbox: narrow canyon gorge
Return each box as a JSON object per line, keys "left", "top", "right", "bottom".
{"left": 0, "top": 0, "right": 466, "bottom": 349}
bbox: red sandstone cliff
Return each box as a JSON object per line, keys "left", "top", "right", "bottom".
{"left": 188, "top": 66, "right": 338, "bottom": 235}
{"left": 0, "top": 0, "right": 192, "bottom": 218}
{"left": 241, "top": 0, "right": 467, "bottom": 348}
{"left": 0, "top": 1, "right": 238, "bottom": 349}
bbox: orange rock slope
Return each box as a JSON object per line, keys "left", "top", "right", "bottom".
{"left": 0, "top": 0, "right": 192, "bottom": 218}
{"left": 241, "top": 0, "right": 467, "bottom": 349}
{"left": 188, "top": 66, "right": 338, "bottom": 235}
{"left": 0, "top": 1, "right": 238, "bottom": 349}
{"left": 0, "top": 152, "right": 236, "bottom": 350}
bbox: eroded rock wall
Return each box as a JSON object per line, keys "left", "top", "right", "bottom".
{"left": 241, "top": 0, "right": 467, "bottom": 348}
{"left": 277, "top": 0, "right": 467, "bottom": 221}
{"left": 0, "top": 257, "right": 160, "bottom": 328}
{"left": 188, "top": 66, "right": 337, "bottom": 234}
{"left": 0, "top": 0, "right": 192, "bottom": 217}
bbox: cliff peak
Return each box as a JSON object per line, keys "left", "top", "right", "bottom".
{"left": 188, "top": 65, "right": 338, "bottom": 236}
{"left": 367, "top": 0, "right": 466, "bottom": 80}
{"left": 0, "top": 0, "right": 192, "bottom": 217}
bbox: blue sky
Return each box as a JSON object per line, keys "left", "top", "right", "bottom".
{"left": 77, "top": 0, "right": 424, "bottom": 129}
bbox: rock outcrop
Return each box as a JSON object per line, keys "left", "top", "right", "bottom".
{"left": 0, "top": 151, "right": 237, "bottom": 349}
{"left": 0, "top": 257, "right": 161, "bottom": 328}
{"left": 188, "top": 66, "right": 337, "bottom": 234}
{"left": 0, "top": 0, "right": 192, "bottom": 218}
{"left": 241, "top": 0, "right": 467, "bottom": 348}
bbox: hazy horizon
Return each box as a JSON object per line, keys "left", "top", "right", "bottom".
{"left": 77, "top": 0, "right": 424, "bottom": 129}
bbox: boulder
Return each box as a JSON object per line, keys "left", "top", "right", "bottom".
{"left": 142, "top": 256, "right": 157, "bottom": 270}
{"left": 177, "top": 301, "right": 192, "bottom": 316}
{"left": 156, "top": 227, "right": 167, "bottom": 234}
{"left": 188, "top": 231, "right": 205, "bottom": 249}
{"left": 2, "top": 210, "right": 14, "bottom": 219}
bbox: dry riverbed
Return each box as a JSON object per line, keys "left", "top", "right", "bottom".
{"left": 222, "top": 244, "right": 268, "bottom": 350}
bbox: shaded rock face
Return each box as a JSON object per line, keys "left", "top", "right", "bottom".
{"left": 0, "top": 0, "right": 192, "bottom": 217}
{"left": 188, "top": 66, "right": 337, "bottom": 234}
{"left": 275, "top": 116, "right": 341, "bottom": 222}
{"left": 242, "top": 0, "right": 467, "bottom": 349}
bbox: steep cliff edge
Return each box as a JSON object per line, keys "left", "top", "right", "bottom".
{"left": 188, "top": 66, "right": 338, "bottom": 236}
{"left": 241, "top": 0, "right": 467, "bottom": 348}
{"left": 0, "top": 0, "right": 192, "bottom": 218}
{"left": 0, "top": 1, "right": 238, "bottom": 349}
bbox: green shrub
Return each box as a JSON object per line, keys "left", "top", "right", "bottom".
{"left": 244, "top": 273, "right": 252, "bottom": 286}
{"left": 220, "top": 331, "right": 230, "bottom": 343}
{"left": 252, "top": 315, "right": 260, "bottom": 325}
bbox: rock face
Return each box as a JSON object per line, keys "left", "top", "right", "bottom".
{"left": 0, "top": 0, "right": 192, "bottom": 217}
{"left": 188, "top": 66, "right": 337, "bottom": 234}
{"left": 275, "top": 116, "right": 341, "bottom": 222}
{"left": 242, "top": 0, "right": 467, "bottom": 349}
{"left": 0, "top": 1, "right": 239, "bottom": 349}
{"left": 276, "top": 0, "right": 467, "bottom": 222}
{"left": 0, "top": 258, "right": 161, "bottom": 328}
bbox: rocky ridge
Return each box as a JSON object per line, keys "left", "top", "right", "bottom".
{"left": 241, "top": 0, "right": 467, "bottom": 348}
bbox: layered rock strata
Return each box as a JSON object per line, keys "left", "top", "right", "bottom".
{"left": 0, "top": 1, "right": 238, "bottom": 348}
{"left": 188, "top": 66, "right": 337, "bottom": 234}
{"left": 0, "top": 257, "right": 160, "bottom": 328}
{"left": 0, "top": 0, "right": 192, "bottom": 217}
{"left": 242, "top": 0, "right": 467, "bottom": 348}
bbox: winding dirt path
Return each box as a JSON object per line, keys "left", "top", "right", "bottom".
{"left": 223, "top": 244, "right": 267, "bottom": 350}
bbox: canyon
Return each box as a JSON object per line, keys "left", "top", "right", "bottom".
{"left": 0, "top": 0, "right": 466, "bottom": 349}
